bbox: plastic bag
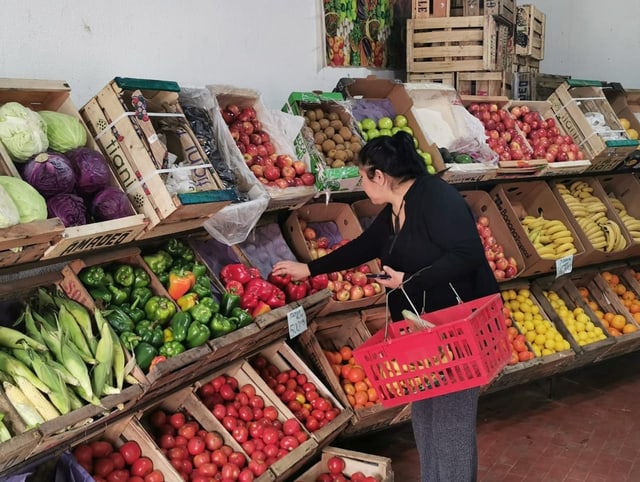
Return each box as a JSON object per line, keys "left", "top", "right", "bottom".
{"left": 180, "top": 87, "right": 269, "bottom": 245}
{"left": 54, "top": 451, "right": 94, "bottom": 482}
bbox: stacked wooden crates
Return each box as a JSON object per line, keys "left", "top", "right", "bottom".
{"left": 511, "top": 4, "right": 550, "bottom": 100}
{"left": 407, "top": 0, "right": 516, "bottom": 97}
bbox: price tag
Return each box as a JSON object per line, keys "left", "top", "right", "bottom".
{"left": 555, "top": 254, "right": 573, "bottom": 278}
{"left": 287, "top": 306, "right": 307, "bottom": 339}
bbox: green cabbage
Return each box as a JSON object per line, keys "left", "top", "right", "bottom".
{"left": 39, "top": 111, "right": 87, "bottom": 153}
{"left": 0, "top": 184, "right": 20, "bottom": 228}
{"left": 0, "top": 102, "right": 48, "bottom": 161}
{"left": 0, "top": 176, "right": 47, "bottom": 223}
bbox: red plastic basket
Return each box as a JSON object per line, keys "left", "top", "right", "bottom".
{"left": 353, "top": 294, "right": 510, "bottom": 407}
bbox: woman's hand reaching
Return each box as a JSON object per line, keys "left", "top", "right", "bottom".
{"left": 378, "top": 265, "right": 405, "bottom": 290}
{"left": 271, "top": 260, "right": 310, "bottom": 281}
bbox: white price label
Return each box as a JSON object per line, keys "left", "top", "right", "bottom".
{"left": 287, "top": 306, "right": 307, "bottom": 339}
{"left": 555, "top": 254, "right": 573, "bottom": 278}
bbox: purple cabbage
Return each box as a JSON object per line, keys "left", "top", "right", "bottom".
{"left": 65, "top": 147, "right": 111, "bottom": 195}
{"left": 91, "top": 186, "right": 134, "bottom": 221}
{"left": 47, "top": 193, "right": 87, "bottom": 227}
{"left": 22, "top": 151, "right": 75, "bottom": 198}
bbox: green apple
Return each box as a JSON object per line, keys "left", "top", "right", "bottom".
{"left": 426, "top": 164, "right": 436, "bottom": 175}
{"left": 368, "top": 128, "right": 381, "bottom": 140}
{"left": 361, "top": 118, "right": 376, "bottom": 131}
{"left": 421, "top": 151, "right": 433, "bottom": 166}
{"left": 400, "top": 126, "right": 414, "bottom": 136}
{"left": 379, "top": 128, "right": 393, "bottom": 137}
{"left": 378, "top": 117, "right": 393, "bottom": 130}
{"left": 394, "top": 114, "right": 408, "bottom": 128}
{"left": 391, "top": 127, "right": 401, "bottom": 135}
{"left": 413, "top": 136, "right": 418, "bottom": 148}
{"left": 361, "top": 131, "right": 369, "bottom": 141}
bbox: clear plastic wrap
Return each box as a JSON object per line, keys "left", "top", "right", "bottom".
{"left": 179, "top": 87, "right": 269, "bottom": 245}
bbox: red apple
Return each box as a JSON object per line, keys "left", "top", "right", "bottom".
{"left": 300, "top": 172, "right": 315, "bottom": 186}
{"left": 495, "top": 257, "right": 509, "bottom": 271}
{"left": 292, "top": 161, "right": 306, "bottom": 176}
{"left": 264, "top": 165, "right": 281, "bottom": 181}
{"left": 351, "top": 272, "right": 367, "bottom": 287}
{"left": 281, "top": 165, "right": 296, "bottom": 179}
{"left": 349, "top": 285, "right": 364, "bottom": 301}
{"left": 250, "top": 165, "right": 264, "bottom": 178}
{"left": 275, "top": 155, "right": 293, "bottom": 169}
{"left": 362, "top": 284, "right": 376, "bottom": 297}
{"left": 263, "top": 142, "right": 276, "bottom": 156}
{"left": 335, "top": 289, "right": 350, "bottom": 301}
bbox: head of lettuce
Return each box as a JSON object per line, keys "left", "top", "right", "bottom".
{"left": 0, "top": 102, "right": 49, "bottom": 161}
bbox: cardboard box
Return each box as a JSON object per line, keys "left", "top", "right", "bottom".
{"left": 295, "top": 446, "right": 393, "bottom": 481}
{"left": 282, "top": 202, "right": 384, "bottom": 316}
{"left": 547, "top": 80, "right": 639, "bottom": 171}
{"left": 604, "top": 84, "right": 640, "bottom": 154}
{"left": 351, "top": 198, "right": 384, "bottom": 231}
{"left": 334, "top": 76, "right": 446, "bottom": 174}
{"left": 0, "top": 78, "right": 147, "bottom": 260}
{"left": 597, "top": 173, "right": 640, "bottom": 258}
{"left": 283, "top": 92, "right": 363, "bottom": 193}
{"left": 459, "top": 190, "right": 525, "bottom": 280}
{"left": 210, "top": 85, "right": 316, "bottom": 212}
{"left": 549, "top": 177, "right": 634, "bottom": 267}
{"left": 81, "top": 77, "right": 233, "bottom": 233}
{"left": 490, "top": 182, "right": 586, "bottom": 277}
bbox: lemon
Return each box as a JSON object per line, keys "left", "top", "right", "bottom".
{"left": 519, "top": 289, "right": 531, "bottom": 298}
{"left": 594, "top": 327, "right": 604, "bottom": 337}
{"left": 526, "top": 331, "right": 537, "bottom": 343}
{"left": 534, "top": 334, "right": 546, "bottom": 346}
{"left": 524, "top": 320, "right": 535, "bottom": 331}
{"left": 544, "top": 338, "right": 556, "bottom": 350}
{"left": 513, "top": 311, "right": 525, "bottom": 322}
{"left": 554, "top": 340, "right": 565, "bottom": 351}
{"left": 585, "top": 321, "right": 595, "bottom": 332}
{"left": 620, "top": 118, "right": 631, "bottom": 130}
{"left": 542, "top": 348, "right": 553, "bottom": 356}
{"left": 628, "top": 128, "right": 639, "bottom": 140}
{"left": 533, "top": 346, "right": 542, "bottom": 357}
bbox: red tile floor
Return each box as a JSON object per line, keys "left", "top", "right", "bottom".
{"left": 336, "top": 350, "right": 640, "bottom": 482}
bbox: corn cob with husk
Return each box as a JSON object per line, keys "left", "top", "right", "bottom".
{"left": 0, "top": 413, "right": 11, "bottom": 442}
{"left": 3, "top": 382, "right": 44, "bottom": 428}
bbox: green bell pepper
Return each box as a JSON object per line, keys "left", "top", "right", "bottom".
{"left": 158, "top": 272, "right": 170, "bottom": 286}
{"left": 231, "top": 307, "right": 254, "bottom": 328}
{"left": 103, "top": 272, "right": 114, "bottom": 286}
{"left": 164, "top": 238, "right": 188, "bottom": 258}
{"left": 192, "top": 276, "right": 212, "bottom": 299}
{"left": 170, "top": 311, "right": 192, "bottom": 343}
{"left": 192, "top": 262, "right": 207, "bottom": 278}
{"left": 181, "top": 247, "right": 195, "bottom": 262}
{"left": 220, "top": 291, "right": 241, "bottom": 317}
{"left": 143, "top": 250, "right": 173, "bottom": 275}
{"left": 200, "top": 296, "right": 219, "bottom": 314}
{"left": 120, "top": 331, "right": 141, "bottom": 351}
{"left": 108, "top": 284, "right": 129, "bottom": 306}
{"left": 131, "top": 286, "right": 153, "bottom": 307}
{"left": 170, "top": 257, "right": 193, "bottom": 272}
{"left": 177, "top": 292, "right": 198, "bottom": 311}
{"left": 189, "top": 303, "right": 213, "bottom": 324}
{"left": 79, "top": 266, "right": 106, "bottom": 288}
{"left": 135, "top": 320, "right": 164, "bottom": 348}
{"left": 133, "top": 267, "right": 151, "bottom": 288}
{"left": 134, "top": 342, "right": 158, "bottom": 371}
{"left": 159, "top": 341, "right": 186, "bottom": 358}
{"left": 89, "top": 286, "right": 112, "bottom": 305}
{"left": 114, "top": 265, "right": 135, "bottom": 287}
{"left": 121, "top": 302, "right": 145, "bottom": 323}
{"left": 106, "top": 306, "right": 135, "bottom": 333}
{"left": 186, "top": 322, "right": 210, "bottom": 348}
{"left": 144, "top": 296, "right": 177, "bottom": 325}
{"left": 209, "top": 313, "right": 236, "bottom": 338}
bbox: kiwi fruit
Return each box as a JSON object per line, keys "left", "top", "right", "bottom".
{"left": 327, "top": 148, "right": 338, "bottom": 159}
{"left": 327, "top": 112, "right": 339, "bottom": 121}
{"left": 333, "top": 134, "right": 345, "bottom": 145}
{"left": 314, "top": 132, "right": 327, "bottom": 144}
{"left": 332, "top": 159, "right": 346, "bottom": 168}
{"left": 323, "top": 126, "right": 335, "bottom": 138}
{"left": 330, "top": 119, "right": 343, "bottom": 130}
{"left": 339, "top": 126, "right": 352, "bottom": 140}
{"left": 319, "top": 118, "right": 330, "bottom": 129}
{"left": 305, "top": 110, "right": 316, "bottom": 122}
{"left": 322, "top": 139, "right": 336, "bottom": 151}
{"left": 314, "top": 108, "right": 325, "bottom": 120}
{"left": 309, "top": 121, "right": 321, "bottom": 132}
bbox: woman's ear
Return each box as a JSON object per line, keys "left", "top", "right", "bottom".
{"left": 373, "top": 169, "right": 385, "bottom": 184}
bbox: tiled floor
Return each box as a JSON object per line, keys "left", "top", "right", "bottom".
{"left": 337, "top": 351, "right": 640, "bottom": 482}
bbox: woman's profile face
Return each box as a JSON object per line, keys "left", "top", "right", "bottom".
{"left": 359, "top": 167, "right": 385, "bottom": 205}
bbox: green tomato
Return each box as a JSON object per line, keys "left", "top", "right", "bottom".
{"left": 378, "top": 116, "right": 393, "bottom": 130}
{"left": 394, "top": 114, "right": 408, "bottom": 128}
{"left": 368, "top": 128, "right": 381, "bottom": 140}
{"left": 401, "top": 126, "right": 414, "bottom": 137}
{"left": 379, "top": 128, "right": 393, "bottom": 137}
{"left": 361, "top": 118, "right": 376, "bottom": 131}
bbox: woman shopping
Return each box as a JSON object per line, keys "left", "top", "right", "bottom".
{"left": 272, "top": 131, "right": 499, "bottom": 481}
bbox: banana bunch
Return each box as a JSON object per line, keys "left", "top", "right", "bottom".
{"left": 607, "top": 193, "right": 640, "bottom": 244}
{"left": 521, "top": 214, "right": 577, "bottom": 260}
{"left": 557, "top": 181, "right": 627, "bottom": 252}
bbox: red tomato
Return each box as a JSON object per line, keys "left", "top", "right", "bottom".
{"left": 177, "top": 422, "right": 198, "bottom": 440}
{"left": 238, "top": 467, "right": 255, "bottom": 482}
{"left": 198, "top": 383, "right": 215, "bottom": 397}
{"left": 327, "top": 456, "right": 346, "bottom": 475}
{"left": 119, "top": 440, "right": 142, "bottom": 465}
{"left": 221, "top": 463, "right": 241, "bottom": 480}
{"left": 167, "top": 446, "right": 189, "bottom": 461}
{"left": 91, "top": 441, "right": 114, "bottom": 459}
{"left": 144, "top": 470, "right": 164, "bottom": 482}
{"left": 187, "top": 436, "right": 205, "bottom": 456}
{"left": 93, "top": 477, "right": 108, "bottom": 482}
{"left": 129, "top": 478, "right": 145, "bottom": 482}
{"left": 158, "top": 434, "right": 176, "bottom": 450}
{"left": 239, "top": 384, "right": 256, "bottom": 398}
{"left": 149, "top": 410, "right": 167, "bottom": 429}
{"left": 192, "top": 452, "right": 210, "bottom": 468}
{"left": 106, "top": 469, "right": 130, "bottom": 482}
{"left": 351, "top": 472, "right": 366, "bottom": 481}
{"left": 131, "top": 457, "right": 153, "bottom": 477}
{"left": 204, "top": 432, "right": 223, "bottom": 451}
{"left": 73, "top": 444, "right": 93, "bottom": 464}
{"left": 197, "top": 462, "right": 218, "bottom": 477}
{"left": 108, "top": 452, "right": 126, "bottom": 470}
{"left": 93, "top": 457, "right": 115, "bottom": 477}
{"left": 169, "top": 412, "right": 186, "bottom": 429}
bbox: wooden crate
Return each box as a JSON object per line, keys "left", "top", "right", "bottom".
{"left": 295, "top": 314, "right": 406, "bottom": 437}
{"left": 412, "top": 0, "right": 431, "bottom": 18}
{"left": 80, "top": 78, "right": 232, "bottom": 232}
{"left": 515, "top": 5, "right": 545, "bottom": 60}
{"left": 457, "top": 71, "right": 507, "bottom": 96}
{"left": 462, "top": 0, "right": 516, "bottom": 25}
{"left": 407, "top": 16, "right": 498, "bottom": 74}
{"left": 0, "top": 387, "right": 42, "bottom": 473}
{"left": 406, "top": 72, "right": 456, "bottom": 86}
{"left": 295, "top": 446, "right": 394, "bottom": 481}
{"left": 0, "top": 219, "right": 65, "bottom": 269}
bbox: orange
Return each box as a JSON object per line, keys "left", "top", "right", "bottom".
{"left": 604, "top": 312, "right": 615, "bottom": 323}
{"left": 600, "top": 316, "right": 610, "bottom": 328}
{"left": 611, "top": 274, "right": 620, "bottom": 286}
{"left": 615, "top": 284, "right": 627, "bottom": 296}
{"left": 365, "top": 401, "right": 375, "bottom": 407}
{"left": 611, "top": 315, "right": 626, "bottom": 331}
{"left": 507, "top": 327, "right": 518, "bottom": 341}
{"left": 629, "top": 303, "right": 640, "bottom": 314}
{"left": 347, "top": 394, "right": 356, "bottom": 406}
{"left": 342, "top": 382, "right": 355, "bottom": 396}
{"left": 348, "top": 357, "right": 357, "bottom": 365}
{"left": 353, "top": 403, "right": 365, "bottom": 410}
{"left": 331, "top": 364, "right": 342, "bottom": 377}
{"left": 339, "top": 346, "right": 353, "bottom": 361}
{"left": 354, "top": 381, "right": 368, "bottom": 392}
{"left": 367, "top": 387, "right": 378, "bottom": 402}
{"left": 578, "top": 287, "right": 589, "bottom": 299}
{"left": 623, "top": 324, "right": 638, "bottom": 334}
{"left": 588, "top": 301, "right": 599, "bottom": 311}
{"left": 623, "top": 291, "right": 636, "bottom": 301}
{"left": 633, "top": 313, "right": 640, "bottom": 324}
{"left": 347, "top": 366, "right": 366, "bottom": 384}
{"left": 354, "top": 390, "right": 369, "bottom": 406}
{"left": 601, "top": 271, "right": 613, "bottom": 283}
{"left": 340, "top": 365, "right": 352, "bottom": 380}
{"left": 608, "top": 327, "right": 622, "bottom": 337}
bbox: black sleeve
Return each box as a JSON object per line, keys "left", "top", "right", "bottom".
{"left": 308, "top": 206, "right": 391, "bottom": 276}
{"left": 408, "top": 182, "right": 486, "bottom": 290}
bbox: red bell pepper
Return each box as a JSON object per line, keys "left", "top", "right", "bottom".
{"left": 310, "top": 274, "right": 329, "bottom": 291}
{"left": 225, "top": 280, "right": 245, "bottom": 297}
{"left": 220, "top": 264, "right": 251, "bottom": 285}
{"left": 267, "top": 272, "right": 291, "bottom": 289}
{"left": 241, "top": 291, "right": 259, "bottom": 310}
{"left": 267, "top": 287, "right": 286, "bottom": 309}
{"left": 285, "top": 281, "right": 308, "bottom": 302}
{"left": 245, "top": 278, "right": 274, "bottom": 302}
{"left": 248, "top": 267, "right": 262, "bottom": 280}
{"left": 252, "top": 300, "right": 272, "bottom": 318}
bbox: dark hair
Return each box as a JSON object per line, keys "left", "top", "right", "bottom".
{"left": 356, "top": 131, "right": 427, "bottom": 181}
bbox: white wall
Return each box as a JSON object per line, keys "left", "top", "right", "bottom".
{"left": 1, "top": 0, "right": 638, "bottom": 111}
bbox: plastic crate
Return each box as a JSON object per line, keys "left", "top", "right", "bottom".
{"left": 353, "top": 294, "right": 510, "bottom": 407}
